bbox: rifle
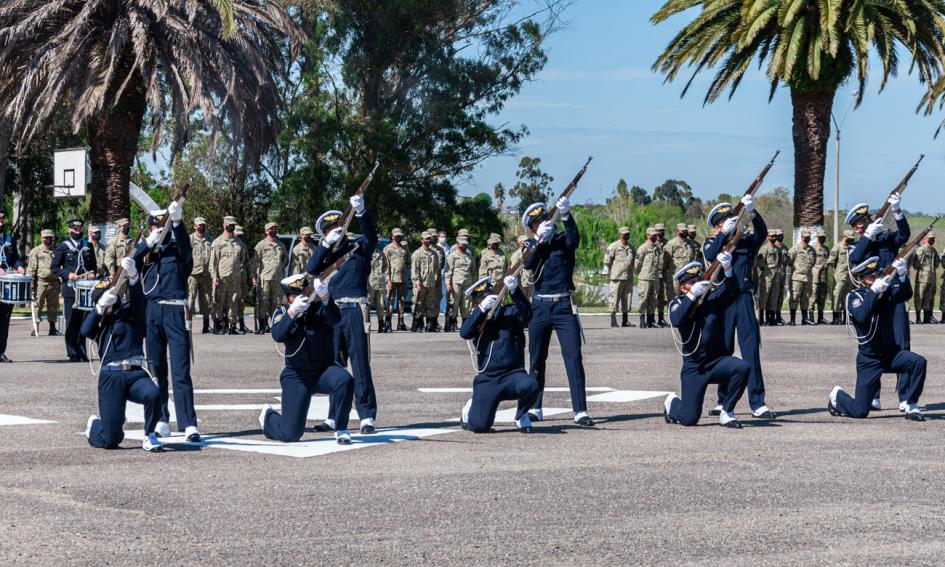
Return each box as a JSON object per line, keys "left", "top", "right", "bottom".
{"left": 730, "top": 150, "right": 780, "bottom": 218}
{"left": 304, "top": 243, "right": 359, "bottom": 300}
{"left": 880, "top": 217, "right": 940, "bottom": 282}
{"left": 332, "top": 161, "right": 380, "bottom": 253}
{"left": 875, "top": 155, "right": 924, "bottom": 224}
{"left": 29, "top": 300, "right": 39, "bottom": 339}
{"left": 99, "top": 228, "right": 146, "bottom": 327}
{"left": 478, "top": 156, "right": 593, "bottom": 332}
{"left": 144, "top": 183, "right": 190, "bottom": 265}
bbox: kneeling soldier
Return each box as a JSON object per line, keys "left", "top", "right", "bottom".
{"left": 259, "top": 274, "right": 356, "bottom": 444}
{"left": 663, "top": 253, "right": 748, "bottom": 429}
{"left": 828, "top": 256, "right": 927, "bottom": 421}
{"left": 459, "top": 275, "right": 541, "bottom": 433}
{"left": 82, "top": 258, "right": 163, "bottom": 452}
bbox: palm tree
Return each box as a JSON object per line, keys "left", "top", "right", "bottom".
{"left": 0, "top": 0, "right": 300, "bottom": 222}
{"left": 651, "top": 0, "right": 945, "bottom": 229}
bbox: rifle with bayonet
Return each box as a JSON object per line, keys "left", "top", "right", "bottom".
{"left": 478, "top": 156, "right": 593, "bottom": 333}
{"left": 875, "top": 155, "right": 924, "bottom": 224}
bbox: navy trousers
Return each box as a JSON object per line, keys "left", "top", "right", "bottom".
{"left": 88, "top": 368, "right": 160, "bottom": 449}
{"left": 716, "top": 291, "right": 765, "bottom": 411}
{"left": 835, "top": 350, "right": 926, "bottom": 418}
{"left": 331, "top": 304, "right": 377, "bottom": 420}
{"left": 62, "top": 292, "right": 87, "bottom": 359}
{"left": 146, "top": 303, "right": 197, "bottom": 429}
{"left": 467, "top": 370, "right": 541, "bottom": 432}
{"left": 263, "top": 365, "right": 355, "bottom": 442}
{"left": 0, "top": 302, "right": 11, "bottom": 355}
{"left": 670, "top": 356, "right": 749, "bottom": 426}
{"left": 892, "top": 303, "right": 911, "bottom": 403}
{"left": 528, "top": 297, "right": 587, "bottom": 413}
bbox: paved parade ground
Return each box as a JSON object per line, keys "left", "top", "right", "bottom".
{"left": 2, "top": 315, "right": 945, "bottom": 565}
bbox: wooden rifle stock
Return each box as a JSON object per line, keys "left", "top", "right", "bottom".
{"left": 304, "top": 243, "right": 358, "bottom": 300}
{"left": 875, "top": 155, "right": 924, "bottom": 223}
{"left": 881, "top": 217, "right": 940, "bottom": 280}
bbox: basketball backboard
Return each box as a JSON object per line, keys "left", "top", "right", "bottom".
{"left": 53, "top": 148, "right": 89, "bottom": 198}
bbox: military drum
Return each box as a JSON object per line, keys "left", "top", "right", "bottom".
{"left": 0, "top": 274, "right": 32, "bottom": 305}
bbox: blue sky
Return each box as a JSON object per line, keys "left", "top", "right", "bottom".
{"left": 461, "top": 1, "right": 945, "bottom": 215}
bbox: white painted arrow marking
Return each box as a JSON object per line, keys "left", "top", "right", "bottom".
{"left": 419, "top": 387, "right": 614, "bottom": 393}
{"left": 0, "top": 414, "right": 56, "bottom": 426}
{"left": 585, "top": 390, "right": 671, "bottom": 403}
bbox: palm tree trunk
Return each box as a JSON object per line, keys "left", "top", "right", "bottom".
{"left": 87, "top": 73, "right": 147, "bottom": 224}
{"left": 790, "top": 86, "right": 835, "bottom": 230}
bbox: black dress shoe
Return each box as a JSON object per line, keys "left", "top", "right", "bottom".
{"left": 313, "top": 422, "right": 335, "bottom": 433}
{"left": 359, "top": 423, "right": 376, "bottom": 434}
{"left": 518, "top": 426, "right": 533, "bottom": 434}
{"left": 752, "top": 409, "right": 776, "bottom": 419}
{"left": 68, "top": 355, "right": 81, "bottom": 362}
{"left": 827, "top": 401, "right": 840, "bottom": 417}
{"left": 663, "top": 409, "right": 678, "bottom": 424}
{"left": 721, "top": 419, "right": 743, "bottom": 429}
{"left": 905, "top": 412, "right": 926, "bottom": 422}
{"left": 0, "top": 354, "right": 11, "bottom": 363}
{"left": 575, "top": 415, "right": 595, "bottom": 426}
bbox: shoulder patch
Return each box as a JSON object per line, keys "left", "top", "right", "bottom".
{"left": 851, "top": 297, "right": 862, "bottom": 309}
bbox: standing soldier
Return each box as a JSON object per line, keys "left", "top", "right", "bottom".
{"left": 252, "top": 222, "right": 287, "bottom": 334}
{"left": 810, "top": 229, "right": 830, "bottom": 324}
{"left": 384, "top": 228, "right": 409, "bottom": 331}
{"left": 479, "top": 233, "right": 509, "bottom": 284}
{"left": 52, "top": 218, "right": 97, "bottom": 362}
{"left": 787, "top": 230, "right": 816, "bottom": 326}
{"left": 210, "top": 216, "right": 248, "bottom": 335}
{"left": 635, "top": 227, "right": 664, "bottom": 328}
{"left": 88, "top": 225, "right": 107, "bottom": 279}
{"left": 604, "top": 226, "right": 636, "bottom": 328}
{"left": 687, "top": 224, "right": 700, "bottom": 249}
{"left": 367, "top": 247, "right": 389, "bottom": 332}
{"left": 28, "top": 230, "right": 61, "bottom": 336}
{"left": 772, "top": 229, "right": 789, "bottom": 324}
{"left": 236, "top": 226, "right": 254, "bottom": 334}
{"left": 828, "top": 229, "right": 855, "bottom": 325}
{"left": 290, "top": 227, "right": 315, "bottom": 276}
{"left": 654, "top": 223, "right": 672, "bottom": 327}
{"left": 510, "top": 235, "right": 534, "bottom": 301}
{"left": 754, "top": 232, "right": 774, "bottom": 326}
{"left": 411, "top": 231, "right": 440, "bottom": 332}
{"left": 911, "top": 232, "right": 939, "bottom": 324}
{"left": 757, "top": 229, "right": 785, "bottom": 326}
{"left": 665, "top": 223, "right": 696, "bottom": 280}
{"left": 444, "top": 234, "right": 476, "bottom": 332}
{"left": 430, "top": 228, "right": 447, "bottom": 331}
{"left": 104, "top": 218, "right": 135, "bottom": 280}
{"left": 188, "top": 217, "right": 214, "bottom": 334}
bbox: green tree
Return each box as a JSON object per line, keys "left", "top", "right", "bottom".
{"left": 652, "top": 178, "right": 698, "bottom": 210}
{"left": 651, "top": 0, "right": 945, "bottom": 228}
{"left": 453, "top": 193, "right": 505, "bottom": 250}
{"left": 630, "top": 185, "right": 651, "bottom": 206}
{"left": 508, "top": 156, "right": 554, "bottom": 214}
{"left": 0, "top": 0, "right": 300, "bottom": 223}
{"left": 493, "top": 183, "right": 506, "bottom": 211}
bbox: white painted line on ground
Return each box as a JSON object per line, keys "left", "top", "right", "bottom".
{"left": 0, "top": 414, "right": 56, "bottom": 426}
{"left": 122, "top": 427, "right": 457, "bottom": 458}
{"left": 448, "top": 407, "right": 573, "bottom": 424}
{"left": 419, "top": 387, "right": 614, "bottom": 393}
{"left": 125, "top": 395, "right": 359, "bottom": 423}
{"left": 190, "top": 389, "right": 282, "bottom": 394}
{"left": 585, "top": 390, "right": 671, "bottom": 403}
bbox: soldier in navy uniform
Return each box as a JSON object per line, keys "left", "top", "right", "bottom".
{"left": 701, "top": 195, "right": 774, "bottom": 419}
{"left": 459, "top": 275, "right": 540, "bottom": 433}
{"left": 52, "top": 218, "right": 98, "bottom": 362}
{"left": 828, "top": 256, "right": 926, "bottom": 421}
{"left": 663, "top": 254, "right": 748, "bottom": 428}
{"left": 522, "top": 197, "right": 594, "bottom": 427}
{"left": 306, "top": 195, "right": 379, "bottom": 434}
{"left": 845, "top": 196, "right": 911, "bottom": 412}
{"left": 82, "top": 258, "right": 163, "bottom": 451}
{"left": 259, "top": 274, "right": 356, "bottom": 444}
{"left": 132, "top": 201, "right": 200, "bottom": 442}
{"left": 0, "top": 211, "right": 26, "bottom": 363}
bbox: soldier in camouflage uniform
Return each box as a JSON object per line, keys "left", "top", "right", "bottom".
{"left": 510, "top": 235, "right": 533, "bottom": 301}
{"left": 756, "top": 229, "right": 786, "bottom": 326}
{"left": 290, "top": 227, "right": 315, "bottom": 276}
{"left": 411, "top": 230, "right": 440, "bottom": 332}
{"left": 479, "top": 233, "right": 509, "bottom": 284}
{"left": 665, "top": 223, "right": 697, "bottom": 282}
{"left": 384, "top": 228, "right": 409, "bottom": 331}
{"left": 252, "top": 222, "right": 288, "bottom": 334}
{"left": 188, "top": 217, "right": 214, "bottom": 333}
{"left": 429, "top": 228, "right": 447, "bottom": 331}
{"left": 940, "top": 246, "right": 945, "bottom": 324}
{"left": 786, "top": 229, "right": 816, "bottom": 326}
{"left": 687, "top": 224, "right": 700, "bottom": 249}
{"left": 828, "top": 229, "right": 855, "bottom": 325}
{"left": 754, "top": 231, "right": 773, "bottom": 326}
{"left": 88, "top": 225, "right": 107, "bottom": 279}
{"left": 604, "top": 226, "right": 636, "bottom": 327}
{"left": 27, "top": 229, "right": 60, "bottom": 336}
{"left": 444, "top": 234, "right": 476, "bottom": 331}
{"left": 810, "top": 229, "right": 831, "bottom": 324}
{"left": 911, "top": 232, "right": 940, "bottom": 324}
{"left": 654, "top": 223, "right": 671, "bottom": 327}
{"left": 210, "top": 216, "right": 248, "bottom": 335}
{"left": 772, "top": 229, "right": 789, "bottom": 324}
{"left": 103, "top": 218, "right": 136, "bottom": 302}
{"left": 368, "top": 246, "right": 389, "bottom": 332}
{"left": 635, "top": 227, "right": 665, "bottom": 328}
{"left": 233, "top": 226, "right": 252, "bottom": 334}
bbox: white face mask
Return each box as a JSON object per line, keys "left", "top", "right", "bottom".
{"left": 438, "top": 237, "right": 446, "bottom": 246}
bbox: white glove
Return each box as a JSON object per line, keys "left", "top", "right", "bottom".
{"left": 870, "top": 278, "right": 890, "bottom": 295}
{"left": 721, "top": 217, "right": 738, "bottom": 235}
{"left": 504, "top": 275, "right": 519, "bottom": 293}
{"left": 120, "top": 257, "right": 137, "bottom": 279}
{"left": 893, "top": 258, "right": 908, "bottom": 278}
{"left": 556, "top": 196, "right": 571, "bottom": 218}
{"left": 741, "top": 194, "right": 754, "bottom": 213}
{"left": 313, "top": 277, "right": 329, "bottom": 298}
{"left": 95, "top": 290, "right": 118, "bottom": 314}
{"left": 479, "top": 294, "right": 498, "bottom": 312}
{"left": 686, "top": 280, "right": 712, "bottom": 301}
{"left": 350, "top": 195, "right": 365, "bottom": 215}
{"left": 537, "top": 220, "right": 554, "bottom": 241}
{"left": 864, "top": 220, "right": 884, "bottom": 240}
{"left": 322, "top": 227, "right": 344, "bottom": 248}
{"left": 168, "top": 200, "right": 183, "bottom": 223}
{"left": 718, "top": 251, "right": 733, "bottom": 271}
{"left": 887, "top": 193, "right": 901, "bottom": 212}
{"left": 145, "top": 227, "right": 164, "bottom": 249}
{"left": 288, "top": 295, "right": 311, "bottom": 317}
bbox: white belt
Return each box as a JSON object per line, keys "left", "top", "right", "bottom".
{"left": 335, "top": 297, "right": 367, "bottom": 304}
{"left": 105, "top": 357, "right": 148, "bottom": 370}
{"left": 536, "top": 293, "right": 570, "bottom": 301}
{"left": 158, "top": 299, "right": 188, "bottom": 306}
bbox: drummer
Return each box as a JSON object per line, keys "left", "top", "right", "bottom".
{"left": 0, "top": 211, "right": 26, "bottom": 363}
{"left": 52, "top": 218, "right": 98, "bottom": 363}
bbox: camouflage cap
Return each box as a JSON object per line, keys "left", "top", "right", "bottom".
{"left": 842, "top": 229, "right": 855, "bottom": 238}
{"left": 265, "top": 222, "right": 278, "bottom": 231}
{"left": 675, "top": 222, "right": 688, "bottom": 231}
{"left": 487, "top": 233, "right": 501, "bottom": 245}
{"left": 234, "top": 225, "right": 244, "bottom": 236}
{"left": 223, "top": 215, "right": 238, "bottom": 225}
{"left": 300, "top": 226, "right": 314, "bottom": 236}
{"left": 115, "top": 218, "right": 130, "bottom": 226}
{"left": 816, "top": 229, "right": 827, "bottom": 237}
{"left": 421, "top": 230, "right": 432, "bottom": 239}
{"left": 654, "top": 223, "right": 666, "bottom": 231}
{"left": 799, "top": 229, "right": 811, "bottom": 237}
{"left": 458, "top": 228, "right": 470, "bottom": 238}
{"left": 927, "top": 231, "right": 936, "bottom": 239}
{"left": 687, "top": 224, "right": 697, "bottom": 232}
{"left": 88, "top": 225, "right": 102, "bottom": 233}
{"left": 618, "top": 226, "right": 630, "bottom": 235}
{"left": 517, "top": 235, "right": 527, "bottom": 243}
{"left": 40, "top": 229, "right": 55, "bottom": 238}
{"left": 193, "top": 217, "right": 207, "bottom": 225}
{"left": 646, "top": 227, "right": 657, "bottom": 236}
{"left": 391, "top": 228, "right": 404, "bottom": 237}
{"left": 427, "top": 227, "right": 437, "bottom": 236}
{"left": 457, "top": 236, "right": 469, "bottom": 245}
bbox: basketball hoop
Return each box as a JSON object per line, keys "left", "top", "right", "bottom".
{"left": 52, "top": 148, "right": 89, "bottom": 198}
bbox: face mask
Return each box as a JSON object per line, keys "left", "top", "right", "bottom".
{"left": 225, "top": 224, "right": 236, "bottom": 233}
{"left": 649, "top": 236, "right": 657, "bottom": 242}
{"left": 302, "top": 236, "right": 312, "bottom": 243}
{"left": 489, "top": 243, "right": 498, "bottom": 250}
{"left": 42, "top": 238, "right": 54, "bottom": 246}
{"left": 802, "top": 237, "right": 810, "bottom": 244}
{"left": 818, "top": 237, "right": 826, "bottom": 244}
{"left": 69, "top": 230, "right": 82, "bottom": 240}
{"left": 459, "top": 245, "right": 466, "bottom": 252}
{"left": 438, "top": 237, "right": 446, "bottom": 246}
{"left": 267, "top": 230, "right": 277, "bottom": 237}
{"left": 120, "top": 225, "right": 131, "bottom": 235}
{"left": 91, "top": 233, "right": 101, "bottom": 241}
{"left": 678, "top": 232, "right": 688, "bottom": 240}
{"left": 195, "top": 226, "right": 205, "bottom": 234}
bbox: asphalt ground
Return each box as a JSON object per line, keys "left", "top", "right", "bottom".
{"left": 2, "top": 314, "right": 945, "bottom": 565}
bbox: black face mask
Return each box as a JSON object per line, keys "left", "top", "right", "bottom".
{"left": 121, "top": 225, "right": 131, "bottom": 235}
{"left": 489, "top": 243, "right": 499, "bottom": 251}
{"left": 42, "top": 238, "right": 54, "bottom": 246}
{"left": 818, "top": 237, "right": 826, "bottom": 244}
{"left": 619, "top": 235, "right": 628, "bottom": 242}
{"left": 91, "top": 233, "right": 101, "bottom": 241}
{"left": 678, "top": 232, "right": 688, "bottom": 240}
{"left": 195, "top": 226, "right": 205, "bottom": 234}
{"left": 225, "top": 224, "right": 236, "bottom": 233}
{"left": 302, "top": 236, "right": 312, "bottom": 243}
{"left": 802, "top": 237, "right": 811, "bottom": 244}
{"left": 394, "top": 237, "right": 403, "bottom": 244}
{"left": 459, "top": 244, "right": 466, "bottom": 252}
{"left": 649, "top": 236, "right": 657, "bottom": 242}
{"left": 69, "top": 230, "right": 82, "bottom": 240}
{"left": 267, "top": 230, "right": 277, "bottom": 238}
